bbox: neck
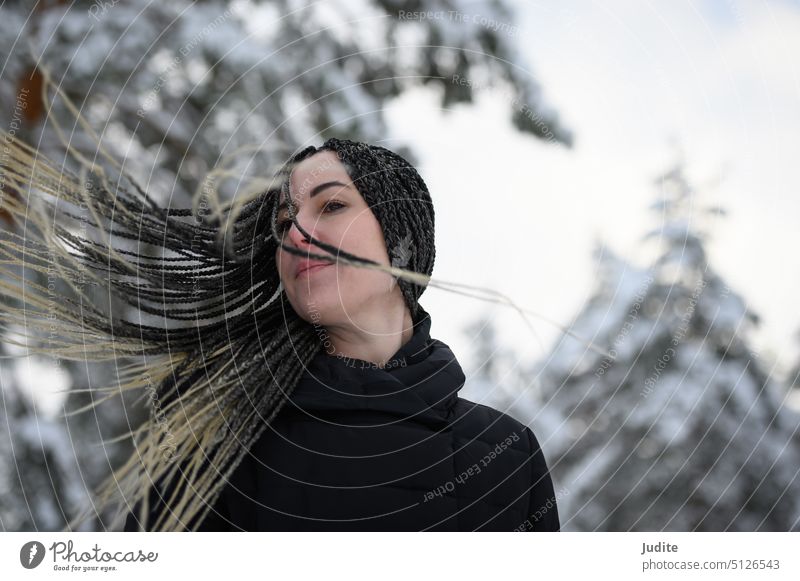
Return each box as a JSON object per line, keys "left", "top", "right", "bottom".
{"left": 325, "top": 299, "right": 415, "bottom": 369}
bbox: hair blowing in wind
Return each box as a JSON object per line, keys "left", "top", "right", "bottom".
{"left": 0, "top": 71, "right": 608, "bottom": 531}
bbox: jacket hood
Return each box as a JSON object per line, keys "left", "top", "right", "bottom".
{"left": 283, "top": 306, "right": 465, "bottom": 424}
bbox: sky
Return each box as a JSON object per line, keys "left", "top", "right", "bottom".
{"left": 385, "top": 0, "right": 800, "bottom": 383}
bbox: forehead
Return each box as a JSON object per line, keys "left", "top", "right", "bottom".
{"left": 282, "top": 150, "right": 351, "bottom": 201}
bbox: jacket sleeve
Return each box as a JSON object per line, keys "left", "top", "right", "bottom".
{"left": 521, "top": 426, "right": 560, "bottom": 531}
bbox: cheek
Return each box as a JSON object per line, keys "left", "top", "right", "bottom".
{"left": 335, "top": 219, "right": 394, "bottom": 298}
{"left": 341, "top": 214, "right": 389, "bottom": 264}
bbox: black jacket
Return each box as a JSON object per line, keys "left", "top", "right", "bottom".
{"left": 125, "top": 308, "right": 559, "bottom": 531}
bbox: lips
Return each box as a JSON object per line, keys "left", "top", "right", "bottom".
{"left": 295, "top": 259, "right": 333, "bottom": 278}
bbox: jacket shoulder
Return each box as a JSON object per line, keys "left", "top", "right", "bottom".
{"left": 451, "top": 396, "right": 532, "bottom": 448}
{"left": 451, "top": 397, "right": 561, "bottom": 531}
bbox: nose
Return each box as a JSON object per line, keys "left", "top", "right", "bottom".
{"left": 284, "top": 215, "right": 314, "bottom": 249}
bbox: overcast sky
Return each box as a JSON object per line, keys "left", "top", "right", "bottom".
{"left": 387, "top": 0, "right": 800, "bottom": 381}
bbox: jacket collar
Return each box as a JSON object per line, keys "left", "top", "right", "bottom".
{"left": 285, "top": 306, "right": 465, "bottom": 423}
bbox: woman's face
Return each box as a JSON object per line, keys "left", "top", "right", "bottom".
{"left": 275, "top": 150, "right": 401, "bottom": 327}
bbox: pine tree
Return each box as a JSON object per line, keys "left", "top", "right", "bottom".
{"left": 532, "top": 162, "right": 800, "bottom": 530}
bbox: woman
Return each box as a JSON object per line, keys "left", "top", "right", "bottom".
{"left": 0, "top": 126, "right": 558, "bottom": 531}
{"left": 123, "top": 140, "right": 560, "bottom": 531}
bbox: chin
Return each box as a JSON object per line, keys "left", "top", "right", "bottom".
{"left": 286, "top": 273, "right": 387, "bottom": 325}
{"left": 287, "top": 291, "right": 343, "bottom": 326}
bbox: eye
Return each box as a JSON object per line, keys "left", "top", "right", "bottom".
{"left": 323, "top": 200, "right": 345, "bottom": 213}
{"left": 277, "top": 201, "right": 345, "bottom": 235}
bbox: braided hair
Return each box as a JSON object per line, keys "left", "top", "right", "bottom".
{"left": 0, "top": 127, "right": 436, "bottom": 531}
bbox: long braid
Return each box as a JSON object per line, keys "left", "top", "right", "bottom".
{"left": 0, "top": 126, "right": 314, "bottom": 530}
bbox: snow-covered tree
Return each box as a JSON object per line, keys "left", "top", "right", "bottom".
{"left": 463, "top": 161, "right": 800, "bottom": 531}
{"left": 0, "top": 347, "right": 85, "bottom": 531}
{"left": 533, "top": 162, "right": 800, "bottom": 531}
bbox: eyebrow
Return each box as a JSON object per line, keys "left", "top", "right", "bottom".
{"left": 276, "top": 180, "right": 351, "bottom": 212}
